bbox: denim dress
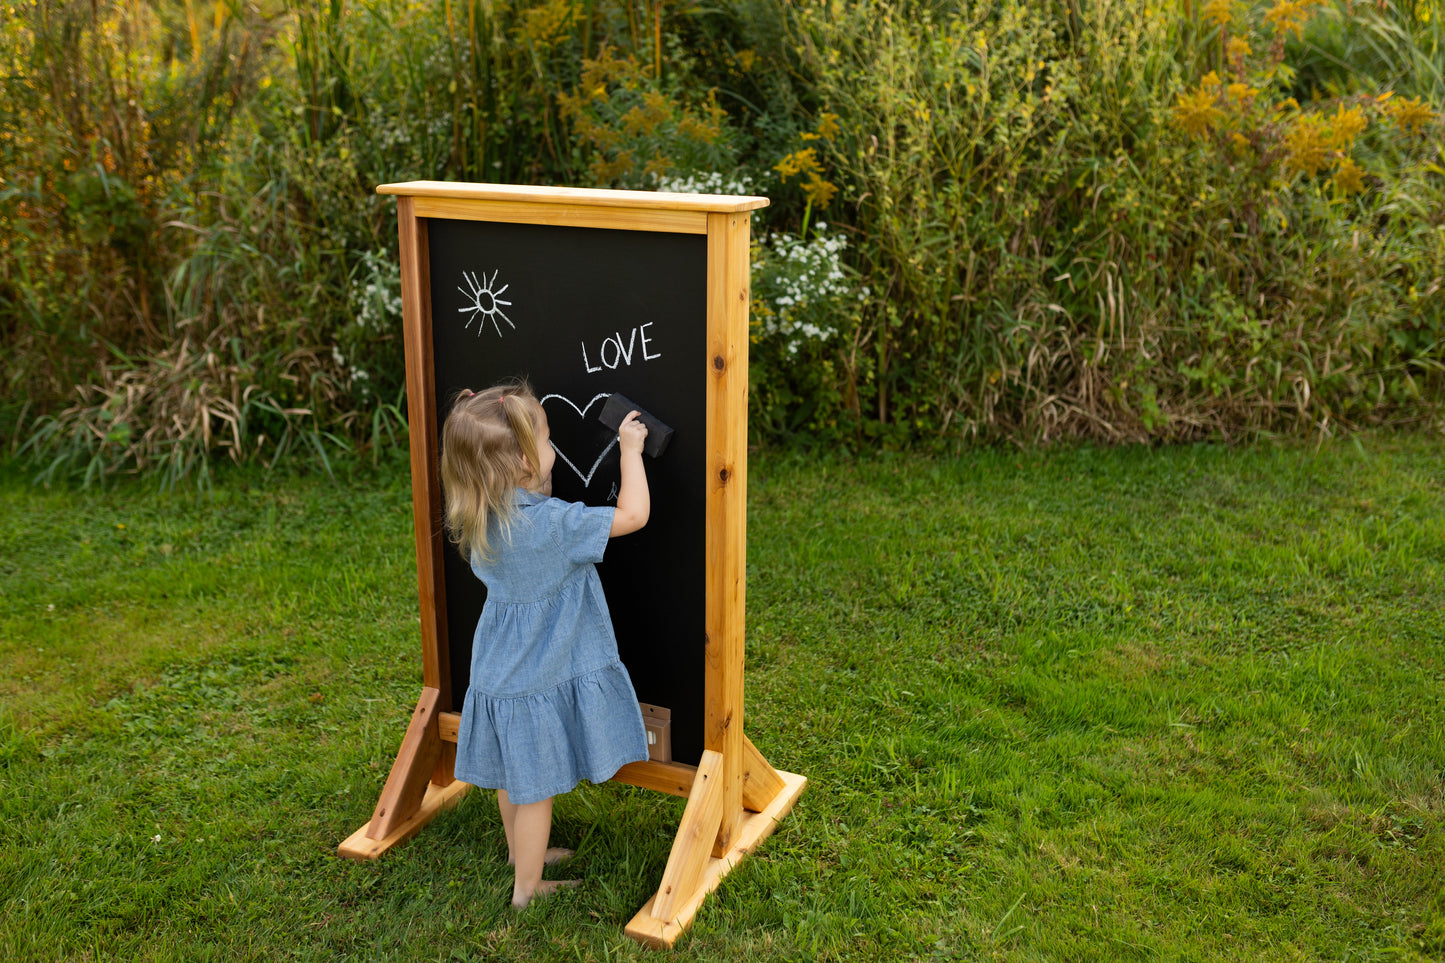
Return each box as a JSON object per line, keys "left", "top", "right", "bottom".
{"left": 453, "top": 489, "right": 649, "bottom": 805}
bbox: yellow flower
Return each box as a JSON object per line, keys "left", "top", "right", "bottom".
{"left": 1283, "top": 114, "right": 1328, "bottom": 177}
{"left": 1264, "top": 0, "right": 1321, "bottom": 39}
{"left": 816, "top": 112, "right": 841, "bottom": 141}
{"left": 642, "top": 152, "right": 674, "bottom": 179}
{"left": 802, "top": 174, "right": 837, "bottom": 208}
{"left": 774, "top": 147, "right": 821, "bottom": 181}
{"left": 1384, "top": 95, "right": 1436, "bottom": 135}
{"left": 518, "top": 0, "right": 582, "bottom": 49}
{"left": 1331, "top": 157, "right": 1365, "bottom": 195}
{"left": 1324, "top": 103, "right": 1367, "bottom": 149}
{"left": 1226, "top": 82, "right": 1257, "bottom": 107}
{"left": 677, "top": 114, "right": 721, "bottom": 145}
{"left": 1173, "top": 86, "right": 1224, "bottom": 137}
{"left": 1202, "top": 0, "right": 1233, "bottom": 28}
{"left": 620, "top": 94, "right": 669, "bottom": 137}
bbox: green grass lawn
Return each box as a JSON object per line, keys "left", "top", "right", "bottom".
{"left": 2, "top": 437, "right": 1442, "bottom": 962}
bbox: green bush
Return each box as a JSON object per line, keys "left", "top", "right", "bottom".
{"left": 2, "top": 0, "right": 1441, "bottom": 484}
{"left": 783, "top": 0, "right": 1444, "bottom": 447}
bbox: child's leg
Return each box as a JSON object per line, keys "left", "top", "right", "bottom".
{"left": 496, "top": 789, "right": 518, "bottom": 863}
{"left": 508, "top": 795, "right": 580, "bottom": 908}
{"left": 498, "top": 789, "right": 574, "bottom": 867}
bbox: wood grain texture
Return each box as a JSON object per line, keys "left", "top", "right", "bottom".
{"left": 413, "top": 196, "right": 707, "bottom": 235}
{"left": 612, "top": 758, "right": 698, "bottom": 799}
{"left": 379, "top": 180, "right": 770, "bottom": 214}
{"left": 704, "top": 211, "right": 750, "bottom": 858}
{"left": 625, "top": 770, "right": 807, "bottom": 949}
{"left": 650, "top": 750, "right": 725, "bottom": 922}
{"left": 338, "top": 780, "right": 472, "bottom": 861}
{"left": 399, "top": 200, "right": 449, "bottom": 703}
{"left": 741, "top": 734, "right": 787, "bottom": 813}
{"left": 364, "top": 687, "right": 443, "bottom": 842}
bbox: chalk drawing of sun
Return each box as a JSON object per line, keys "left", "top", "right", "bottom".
{"left": 458, "top": 269, "right": 515, "bottom": 337}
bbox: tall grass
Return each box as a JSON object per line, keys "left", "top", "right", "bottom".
{"left": 2, "top": 1, "right": 1442, "bottom": 485}
{"left": 780, "top": 0, "right": 1445, "bottom": 447}
{"left": 1294, "top": 0, "right": 1444, "bottom": 103}
{"left": 2, "top": 0, "right": 728, "bottom": 485}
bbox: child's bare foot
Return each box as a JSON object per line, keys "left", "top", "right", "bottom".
{"left": 508, "top": 847, "right": 574, "bottom": 867}
{"left": 512, "top": 878, "right": 580, "bottom": 909}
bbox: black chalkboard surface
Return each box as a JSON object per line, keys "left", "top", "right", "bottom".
{"left": 427, "top": 217, "right": 708, "bottom": 765}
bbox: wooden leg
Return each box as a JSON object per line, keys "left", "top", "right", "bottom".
{"left": 650, "top": 749, "right": 725, "bottom": 921}
{"left": 626, "top": 765, "right": 807, "bottom": 949}
{"left": 338, "top": 687, "right": 468, "bottom": 860}
{"left": 432, "top": 738, "right": 456, "bottom": 788}
{"left": 712, "top": 735, "right": 742, "bottom": 859}
{"left": 367, "top": 687, "right": 444, "bottom": 840}
{"left": 337, "top": 780, "right": 471, "bottom": 860}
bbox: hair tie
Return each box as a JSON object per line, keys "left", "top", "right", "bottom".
{"left": 499, "top": 394, "right": 507, "bottom": 403}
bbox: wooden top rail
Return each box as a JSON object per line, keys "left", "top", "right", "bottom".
{"left": 376, "top": 181, "right": 771, "bottom": 214}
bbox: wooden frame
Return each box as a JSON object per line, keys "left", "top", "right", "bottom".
{"left": 338, "top": 182, "right": 807, "bottom": 949}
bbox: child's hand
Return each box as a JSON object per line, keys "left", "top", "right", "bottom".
{"left": 618, "top": 410, "right": 648, "bottom": 455}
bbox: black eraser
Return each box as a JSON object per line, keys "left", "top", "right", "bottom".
{"left": 598, "top": 392, "right": 673, "bottom": 458}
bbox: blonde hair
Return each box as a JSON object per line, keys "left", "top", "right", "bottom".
{"left": 440, "top": 381, "right": 546, "bottom": 564}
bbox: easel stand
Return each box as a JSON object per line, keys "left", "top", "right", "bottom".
{"left": 338, "top": 692, "right": 806, "bottom": 947}
{"left": 337, "top": 183, "right": 806, "bottom": 949}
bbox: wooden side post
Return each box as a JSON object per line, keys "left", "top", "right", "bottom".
{"left": 395, "top": 199, "right": 451, "bottom": 710}
{"left": 338, "top": 196, "right": 463, "bottom": 863}
{"left": 623, "top": 207, "right": 809, "bottom": 949}
{"left": 704, "top": 210, "right": 749, "bottom": 859}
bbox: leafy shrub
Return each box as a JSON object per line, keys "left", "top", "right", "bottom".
{"left": 780, "top": 0, "right": 1443, "bottom": 447}
{"left": 1, "top": 1, "right": 269, "bottom": 433}
{"left": 3, "top": 0, "right": 1441, "bottom": 484}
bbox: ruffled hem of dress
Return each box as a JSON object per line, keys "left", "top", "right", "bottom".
{"left": 453, "top": 660, "right": 649, "bottom": 806}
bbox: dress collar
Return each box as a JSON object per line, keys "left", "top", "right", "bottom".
{"left": 514, "top": 487, "right": 548, "bottom": 507}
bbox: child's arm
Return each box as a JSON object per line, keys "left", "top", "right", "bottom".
{"left": 610, "top": 411, "right": 650, "bottom": 537}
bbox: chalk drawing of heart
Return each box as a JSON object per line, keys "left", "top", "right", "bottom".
{"left": 540, "top": 392, "right": 616, "bottom": 487}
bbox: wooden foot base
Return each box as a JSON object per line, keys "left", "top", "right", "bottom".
{"left": 337, "top": 780, "right": 472, "bottom": 860}
{"left": 624, "top": 769, "right": 806, "bottom": 949}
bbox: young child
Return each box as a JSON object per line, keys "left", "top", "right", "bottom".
{"left": 439, "top": 381, "right": 651, "bottom": 909}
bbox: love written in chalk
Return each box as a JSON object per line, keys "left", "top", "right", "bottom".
{"left": 582, "top": 322, "right": 661, "bottom": 374}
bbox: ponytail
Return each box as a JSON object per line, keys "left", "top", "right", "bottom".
{"left": 440, "top": 381, "right": 545, "bottom": 563}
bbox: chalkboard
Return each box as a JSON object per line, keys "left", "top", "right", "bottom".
{"left": 345, "top": 188, "right": 806, "bottom": 949}
{"left": 428, "top": 217, "right": 709, "bottom": 765}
